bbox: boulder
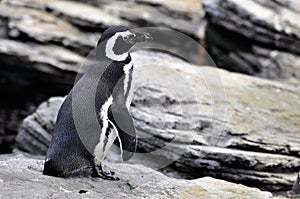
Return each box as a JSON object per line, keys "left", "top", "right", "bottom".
{"left": 0, "top": 154, "right": 274, "bottom": 198}
{"left": 202, "top": 0, "right": 300, "bottom": 83}
{"left": 45, "top": 0, "right": 129, "bottom": 30}
{"left": 16, "top": 51, "right": 300, "bottom": 193}
{"left": 0, "top": 38, "right": 84, "bottom": 151}
{"left": 4, "top": 0, "right": 204, "bottom": 41}
{"left": 0, "top": 38, "right": 83, "bottom": 89}
{"left": 15, "top": 97, "right": 63, "bottom": 155}
{"left": 100, "top": 0, "right": 204, "bottom": 40}
{"left": 0, "top": 1, "right": 96, "bottom": 56}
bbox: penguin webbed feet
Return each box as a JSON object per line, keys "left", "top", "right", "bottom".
{"left": 91, "top": 165, "right": 120, "bottom": 181}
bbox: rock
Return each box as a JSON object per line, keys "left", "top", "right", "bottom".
{"left": 0, "top": 0, "right": 298, "bottom": 196}
{"left": 16, "top": 51, "right": 300, "bottom": 194}
{"left": 131, "top": 51, "right": 300, "bottom": 192}
{"left": 15, "top": 97, "right": 63, "bottom": 155}
{"left": 101, "top": 1, "right": 204, "bottom": 40}
{"left": 202, "top": 0, "right": 300, "bottom": 83}
{"left": 0, "top": 154, "right": 274, "bottom": 198}
{"left": 292, "top": 171, "right": 300, "bottom": 194}
{"left": 4, "top": 0, "right": 205, "bottom": 40}
{"left": 0, "top": 109, "right": 30, "bottom": 154}
{"left": 0, "top": 38, "right": 83, "bottom": 151}
{"left": 45, "top": 0, "right": 129, "bottom": 30}
{"left": 0, "top": 38, "right": 83, "bottom": 90}
{"left": 135, "top": 0, "right": 202, "bottom": 14}
{"left": 0, "top": 1, "right": 96, "bottom": 56}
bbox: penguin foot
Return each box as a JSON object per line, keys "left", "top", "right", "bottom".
{"left": 92, "top": 166, "right": 120, "bottom": 181}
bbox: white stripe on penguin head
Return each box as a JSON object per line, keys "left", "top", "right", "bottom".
{"left": 105, "top": 30, "right": 132, "bottom": 62}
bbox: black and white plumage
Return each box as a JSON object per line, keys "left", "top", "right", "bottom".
{"left": 43, "top": 26, "right": 152, "bottom": 180}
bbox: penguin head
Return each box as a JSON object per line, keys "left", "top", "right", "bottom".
{"left": 96, "top": 26, "right": 152, "bottom": 61}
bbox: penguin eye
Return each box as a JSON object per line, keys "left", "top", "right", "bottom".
{"left": 123, "top": 36, "right": 129, "bottom": 41}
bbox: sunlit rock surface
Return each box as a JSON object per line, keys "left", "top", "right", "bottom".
{"left": 16, "top": 51, "right": 300, "bottom": 193}
{"left": 0, "top": 154, "right": 273, "bottom": 199}
{"left": 203, "top": 0, "right": 300, "bottom": 83}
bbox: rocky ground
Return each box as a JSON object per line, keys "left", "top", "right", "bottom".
{"left": 15, "top": 51, "right": 300, "bottom": 196}
{"left": 0, "top": 0, "right": 300, "bottom": 198}
{"left": 0, "top": 154, "right": 274, "bottom": 199}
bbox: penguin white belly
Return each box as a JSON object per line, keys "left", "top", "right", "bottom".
{"left": 94, "top": 96, "right": 114, "bottom": 162}
{"left": 94, "top": 128, "right": 117, "bottom": 162}
{"left": 93, "top": 96, "right": 123, "bottom": 163}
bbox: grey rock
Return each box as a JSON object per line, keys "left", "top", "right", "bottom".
{"left": 0, "top": 38, "right": 83, "bottom": 89}
{"left": 203, "top": 0, "right": 300, "bottom": 52}
{"left": 0, "top": 38, "right": 84, "bottom": 151}
{"left": 0, "top": 109, "right": 30, "bottom": 154}
{"left": 45, "top": 0, "right": 130, "bottom": 30}
{"left": 0, "top": 1, "right": 96, "bottom": 56}
{"left": 131, "top": 51, "right": 300, "bottom": 192}
{"left": 202, "top": 0, "right": 300, "bottom": 83}
{"left": 0, "top": 154, "right": 274, "bottom": 199}
{"left": 135, "top": 0, "right": 203, "bottom": 15}
{"left": 101, "top": 1, "right": 204, "bottom": 40}
{"left": 292, "top": 171, "right": 300, "bottom": 194}
{"left": 0, "top": 0, "right": 298, "bottom": 195}
{"left": 16, "top": 51, "right": 300, "bottom": 193}
{"left": 16, "top": 97, "right": 63, "bottom": 155}
{"left": 4, "top": 0, "right": 205, "bottom": 40}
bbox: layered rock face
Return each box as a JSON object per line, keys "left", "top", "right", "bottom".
{"left": 201, "top": 1, "right": 300, "bottom": 194}
{"left": 0, "top": 0, "right": 299, "bottom": 197}
{"left": 203, "top": 0, "right": 300, "bottom": 83}
{"left": 16, "top": 51, "right": 300, "bottom": 194}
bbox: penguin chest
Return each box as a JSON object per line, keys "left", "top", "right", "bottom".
{"left": 123, "top": 61, "right": 134, "bottom": 108}
{"left": 93, "top": 96, "right": 116, "bottom": 162}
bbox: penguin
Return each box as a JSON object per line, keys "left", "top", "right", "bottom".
{"left": 43, "top": 26, "right": 152, "bottom": 180}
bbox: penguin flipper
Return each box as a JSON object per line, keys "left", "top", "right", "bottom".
{"left": 108, "top": 104, "right": 137, "bottom": 161}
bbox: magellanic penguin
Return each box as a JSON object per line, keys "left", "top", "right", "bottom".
{"left": 43, "top": 26, "right": 152, "bottom": 180}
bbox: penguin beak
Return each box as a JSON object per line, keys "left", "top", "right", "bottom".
{"left": 125, "top": 32, "right": 153, "bottom": 44}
